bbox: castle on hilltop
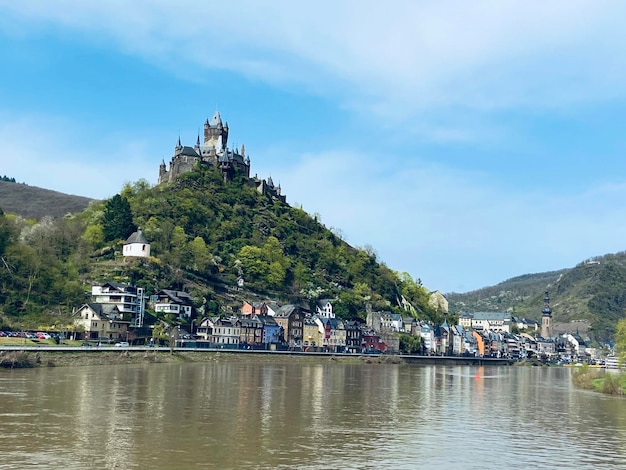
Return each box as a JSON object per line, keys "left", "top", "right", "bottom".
{"left": 158, "top": 111, "right": 285, "bottom": 202}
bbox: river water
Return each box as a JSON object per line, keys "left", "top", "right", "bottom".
{"left": 1, "top": 361, "right": 625, "bottom": 469}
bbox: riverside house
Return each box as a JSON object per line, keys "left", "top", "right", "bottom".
{"left": 73, "top": 303, "right": 130, "bottom": 342}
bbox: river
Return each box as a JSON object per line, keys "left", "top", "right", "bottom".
{"left": 1, "top": 361, "right": 624, "bottom": 469}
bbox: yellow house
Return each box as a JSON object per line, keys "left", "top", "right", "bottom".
{"left": 303, "top": 316, "right": 322, "bottom": 350}
{"left": 73, "top": 303, "right": 130, "bottom": 342}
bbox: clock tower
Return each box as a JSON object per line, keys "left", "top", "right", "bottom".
{"left": 540, "top": 290, "right": 553, "bottom": 338}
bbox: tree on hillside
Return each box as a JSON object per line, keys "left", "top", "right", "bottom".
{"left": 102, "top": 194, "right": 136, "bottom": 242}
{"left": 0, "top": 208, "right": 13, "bottom": 255}
{"left": 615, "top": 318, "right": 626, "bottom": 367}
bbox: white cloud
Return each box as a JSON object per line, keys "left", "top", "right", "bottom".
{"left": 3, "top": 0, "right": 626, "bottom": 119}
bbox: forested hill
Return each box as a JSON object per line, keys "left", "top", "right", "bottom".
{"left": 0, "top": 180, "right": 93, "bottom": 219}
{"left": 0, "top": 165, "right": 438, "bottom": 329}
{"left": 447, "top": 253, "right": 626, "bottom": 341}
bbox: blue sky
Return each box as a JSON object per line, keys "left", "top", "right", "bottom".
{"left": 2, "top": 1, "right": 626, "bottom": 294}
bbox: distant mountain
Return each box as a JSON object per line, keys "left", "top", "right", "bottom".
{"left": 0, "top": 180, "right": 93, "bottom": 219}
{"left": 447, "top": 253, "right": 626, "bottom": 341}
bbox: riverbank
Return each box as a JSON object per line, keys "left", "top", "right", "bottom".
{"left": 0, "top": 349, "right": 406, "bottom": 369}
{"left": 572, "top": 364, "right": 626, "bottom": 395}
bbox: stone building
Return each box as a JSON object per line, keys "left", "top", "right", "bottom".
{"left": 158, "top": 111, "right": 286, "bottom": 202}
{"left": 159, "top": 111, "right": 250, "bottom": 184}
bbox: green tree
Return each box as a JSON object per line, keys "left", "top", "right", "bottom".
{"left": 189, "top": 236, "right": 211, "bottom": 273}
{"left": 399, "top": 333, "right": 424, "bottom": 354}
{"left": 82, "top": 224, "right": 105, "bottom": 248}
{"left": 267, "top": 261, "right": 286, "bottom": 289}
{"left": 237, "top": 245, "right": 269, "bottom": 281}
{"left": 615, "top": 318, "right": 626, "bottom": 367}
{"left": 102, "top": 194, "right": 136, "bottom": 242}
{"left": 0, "top": 208, "right": 13, "bottom": 255}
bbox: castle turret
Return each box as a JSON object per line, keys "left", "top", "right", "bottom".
{"left": 204, "top": 111, "right": 228, "bottom": 150}
{"left": 541, "top": 290, "right": 553, "bottom": 338}
{"left": 158, "top": 159, "right": 168, "bottom": 184}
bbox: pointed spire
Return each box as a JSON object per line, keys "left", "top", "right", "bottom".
{"left": 241, "top": 144, "right": 245, "bottom": 157}
{"left": 542, "top": 291, "right": 552, "bottom": 317}
{"left": 210, "top": 110, "right": 222, "bottom": 127}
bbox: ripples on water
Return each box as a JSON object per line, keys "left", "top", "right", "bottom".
{"left": 1, "top": 363, "right": 625, "bottom": 469}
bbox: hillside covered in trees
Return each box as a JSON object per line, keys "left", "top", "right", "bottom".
{"left": 0, "top": 179, "right": 93, "bottom": 219}
{"left": 448, "top": 253, "right": 626, "bottom": 341}
{"left": 0, "top": 164, "right": 440, "bottom": 330}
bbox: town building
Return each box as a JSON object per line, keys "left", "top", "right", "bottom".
{"left": 153, "top": 289, "right": 194, "bottom": 320}
{"left": 239, "top": 315, "right": 264, "bottom": 347}
{"left": 315, "top": 299, "right": 335, "bottom": 319}
{"left": 257, "top": 315, "right": 283, "bottom": 347}
{"left": 459, "top": 311, "right": 511, "bottom": 333}
{"left": 73, "top": 303, "right": 130, "bottom": 342}
{"left": 242, "top": 301, "right": 268, "bottom": 316}
{"left": 274, "top": 304, "right": 306, "bottom": 348}
{"left": 344, "top": 320, "right": 363, "bottom": 354}
{"left": 211, "top": 316, "right": 241, "bottom": 346}
{"left": 91, "top": 282, "right": 145, "bottom": 327}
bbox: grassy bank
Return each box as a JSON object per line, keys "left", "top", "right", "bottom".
{"left": 572, "top": 364, "right": 626, "bottom": 396}
{"left": 0, "top": 349, "right": 405, "bottom": 369}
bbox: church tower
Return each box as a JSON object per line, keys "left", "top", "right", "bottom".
{"left": 541, "top": 290, "right": 553, "bottom": 338}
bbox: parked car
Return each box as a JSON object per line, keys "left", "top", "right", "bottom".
{"left": 114, "top": 342, "right": 130, "bottom": 347}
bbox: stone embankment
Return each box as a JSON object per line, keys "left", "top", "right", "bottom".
{"left": 0, "top": 348, "right": 406, "bottom": 369}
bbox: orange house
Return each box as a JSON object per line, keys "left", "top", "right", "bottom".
{"left": 242, "top": 301, "right": 268, "bottom": 316}
{"left": 472, "top": 330, "right": 485, "bottom": 356}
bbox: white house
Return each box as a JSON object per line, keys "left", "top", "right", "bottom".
{"left": 91, "top": 282, "right": 144, "bottom": 321}
{"left": 123, "top": 228, "right": 151, "bottom": 258}
{"left": 265, "top": 302, "right": 281, "bottom": 317}
{"left": 459, "top": 312, "right": 511, "bottom": 333}
{"left": 154, "top": 289, "right": 194, "bottom": 320}
{"left": 211, "top": 317, "right": 241, "bottom": 346}
{"left": 420, "top": 323, "right": 435, "bottom": 353}
{"left": 315, "top": 299, "right": 334, "bottom": 319}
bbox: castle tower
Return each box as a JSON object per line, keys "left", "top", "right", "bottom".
{"left": 203, "top": 111, "right": 229, "bottom": 151}
{"left": 158, "top": 160, "right": 168, "bottom": 184}
{"left": 541, "top": 290, "right": 553, "bottom": 338}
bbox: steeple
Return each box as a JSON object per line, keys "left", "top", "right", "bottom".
{"left": 542, "top": 291, "right": 552, "bottom": 317}
{"left": 209, "top": 111, "right": 222, "bottom": 127}
{"left": 541, "top": 290, "right": 553, "bottom": 338}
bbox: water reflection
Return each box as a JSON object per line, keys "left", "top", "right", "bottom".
{"left": 1, "top": 362, "right": 625, "bottom": 469}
